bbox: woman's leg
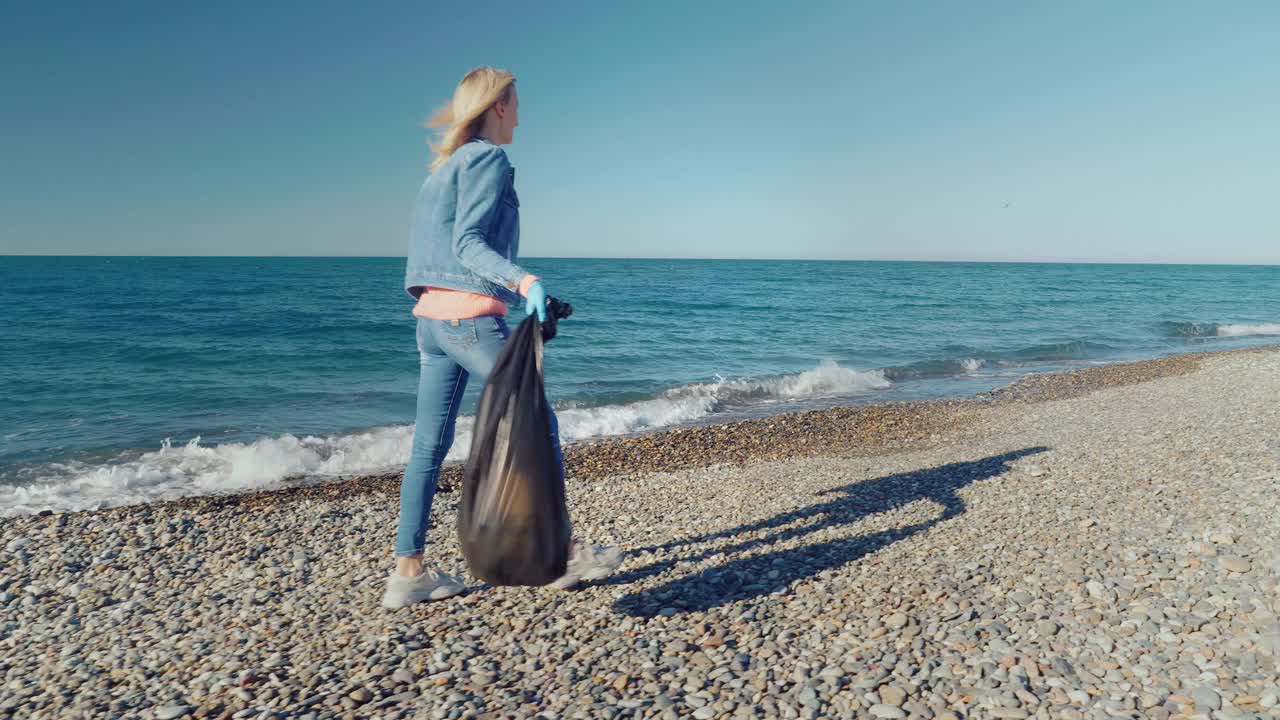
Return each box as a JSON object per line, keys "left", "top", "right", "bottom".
{"left": 395, "top": 320, "right": 470, "bottom": 562}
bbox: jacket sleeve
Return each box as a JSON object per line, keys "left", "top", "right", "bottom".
{"left": 452, "top": 146, "right": 528, "bottom": 291}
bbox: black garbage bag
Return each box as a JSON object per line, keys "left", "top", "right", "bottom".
{"left": 457, "top": 298, "right": 574, "bottom": 586}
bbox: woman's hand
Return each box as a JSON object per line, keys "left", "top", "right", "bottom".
{"left": 524, "top": 281, "right": 547, "bottom": 322}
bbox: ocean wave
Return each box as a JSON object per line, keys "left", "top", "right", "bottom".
{"left": 1162, "top": 321, "right": 1218, "bottom": 338}
{"left": 557, "top": 360, "right": 891, "bottom": 437}
{"left": 0, "top": 360, "right": 891, "bottom": 516}
{"left": 884, "top": 340, "right": 1112, "bottom": 381}
{"left": 884, "top": 358, "right": 983, "bottom": 381}
{"left": 1004, "top": 340, "right": 1115, "bottom": 361}
{"left": 1217, "top": 323, "right": 1280, "bottom": 337}
{"left": 1162, "top": 321, "right": 1280, "bottom": 338}
{"left": 0, "top": 428, "right": 421, "bottom": 517}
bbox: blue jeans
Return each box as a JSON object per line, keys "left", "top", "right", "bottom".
{"left": 395, "top": 315, "right": 564, "bottom": 557}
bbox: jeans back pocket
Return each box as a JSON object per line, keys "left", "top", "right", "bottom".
{"left": 438, "top": 318, "right": 478, "bottom": 347}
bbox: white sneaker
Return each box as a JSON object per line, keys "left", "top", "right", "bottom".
{"left": 549, "top": 542, "right": 622, "bottom": 590}
{"left": 381, "top": 567, "right": 465, "bottom": 608}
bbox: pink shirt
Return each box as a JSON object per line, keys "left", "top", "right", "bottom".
{"left": 412, "top": 275, "right": 539, "bottom": 321}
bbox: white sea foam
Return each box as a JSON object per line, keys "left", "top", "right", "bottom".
{"left": 1, "top": 360, "right": 891, "bottom": 516}
{"left": 0, "top": 428, "right": 422, "bottom": 517}
{"left": 1217, "top": 323, "right": 1280, "bottom": 337}
{"left": 556, "top": 360, "right": 890, "bottom": 439}
{"left": 960, "top": 358, "right": 986, "bottom": 372}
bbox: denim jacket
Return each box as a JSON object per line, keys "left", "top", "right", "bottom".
{"left": 404, "top": 137, "right": 526, "bottom": 303}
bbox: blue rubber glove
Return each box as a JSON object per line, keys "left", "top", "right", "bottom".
{"left": 524, "top": 280, "right": 547, "bottom": 323}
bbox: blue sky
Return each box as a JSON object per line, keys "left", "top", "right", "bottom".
{"left": 2, "top": 1, "right": 1277, "bottom": 262}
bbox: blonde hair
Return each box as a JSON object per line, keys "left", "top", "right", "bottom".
{"left": 426, "top": 67, "right": 516, "bottom": 171}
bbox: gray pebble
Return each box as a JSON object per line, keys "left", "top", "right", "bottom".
{"left": 1192, "top": 687, "right": 1221, "bottom": 711}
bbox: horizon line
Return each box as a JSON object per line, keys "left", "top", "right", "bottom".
{"left": 3, "top": 253, "right": 1279, "bottom": 267}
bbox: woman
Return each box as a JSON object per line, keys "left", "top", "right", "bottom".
{"left": 386, "top": 67, "right": 621, "bottom": 609}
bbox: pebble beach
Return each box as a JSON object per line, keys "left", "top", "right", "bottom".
{"left": 4, "top": 345, "right": 1280, "bottom": 720}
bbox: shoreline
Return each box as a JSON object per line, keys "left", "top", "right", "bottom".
{"left": 18, "top": 342, "right": 1274, "bottom": 522}
{"left": 5, "top": 340, "right": 1280, "bottom": 718}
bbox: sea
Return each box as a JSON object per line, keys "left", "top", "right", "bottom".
{"left": 2, "top": 257, "right": 1278, "bottom": 516}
